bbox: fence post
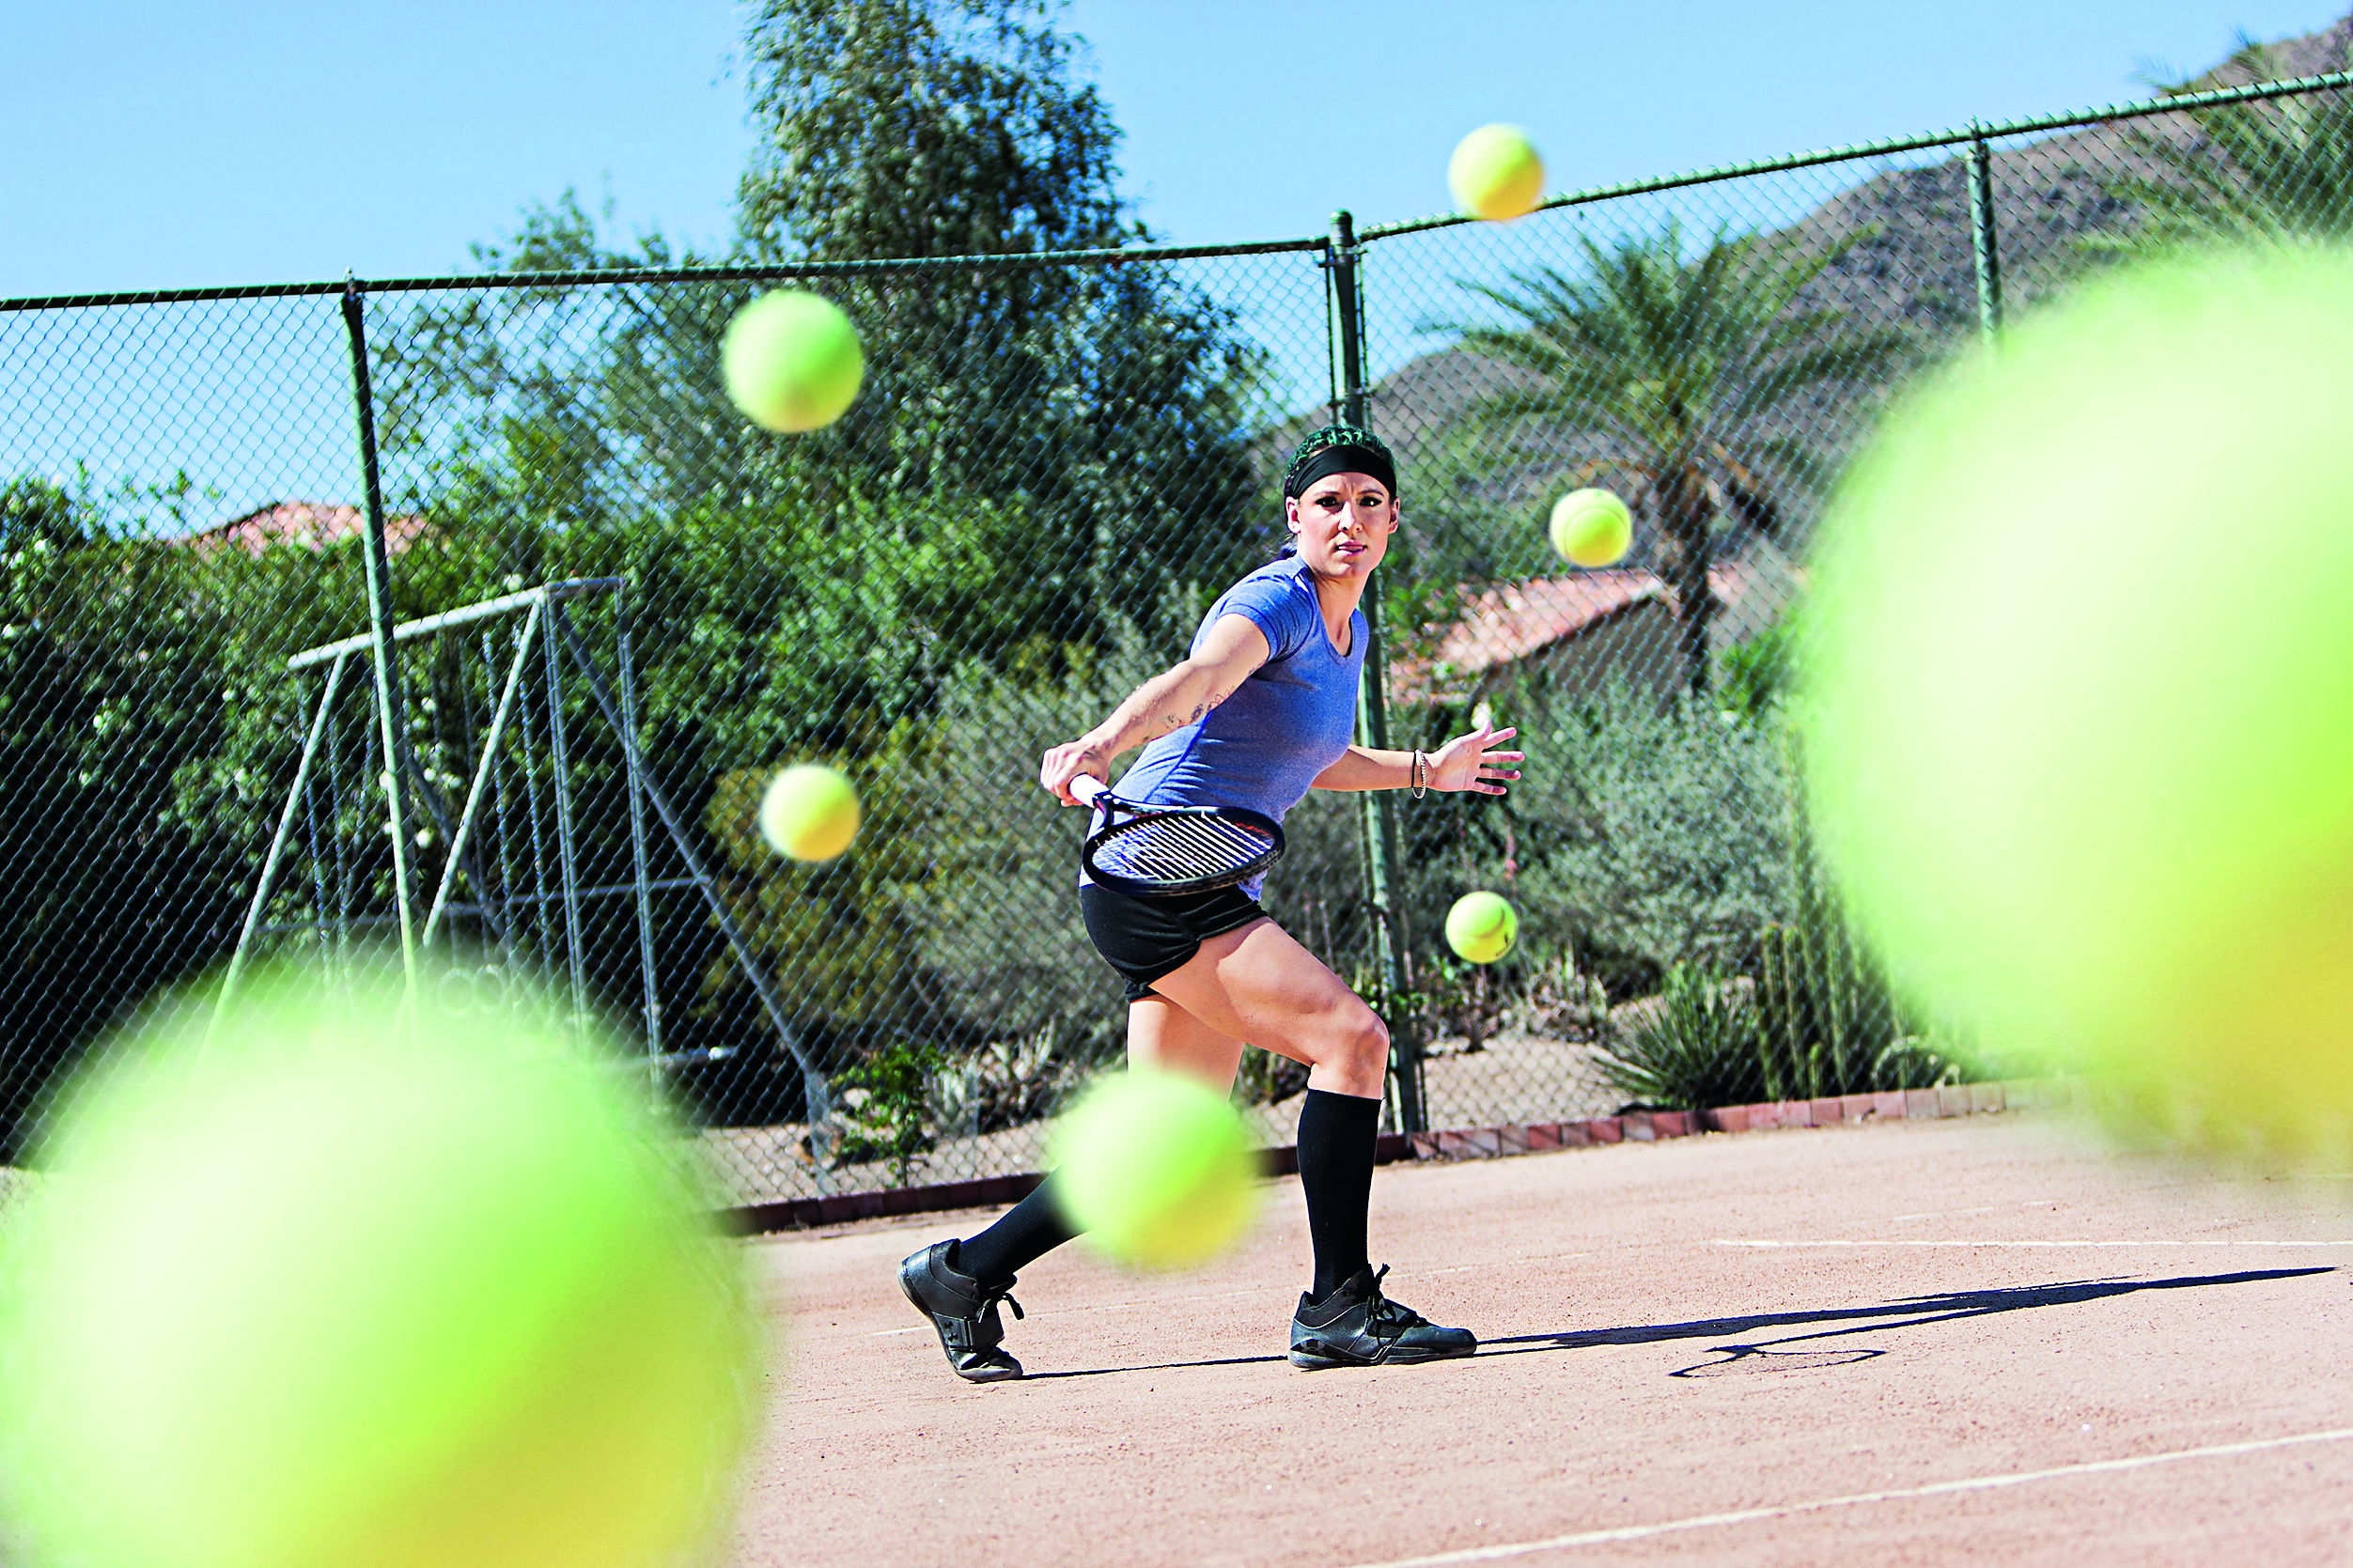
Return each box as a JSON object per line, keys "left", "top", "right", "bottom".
{"left": 617, "top": 586, "right": 663, "bottom": 1066}
{"left": 1965, "top": 127, "right": 2005, "bottom": 342}
{"left": 338, "top": 284, "right": 419, "bottom": 994}
{"left": 1329, "top": 210, "right": 1427, "bottom": 1136}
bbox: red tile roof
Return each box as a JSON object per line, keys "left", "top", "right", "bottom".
{"left": 1391, "top": 562, "right": 1783, "bottom": 702}
{"left": 180, "top": 501, "right": 429, "bottom": 559}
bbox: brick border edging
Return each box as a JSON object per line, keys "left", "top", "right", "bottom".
{"left": 723, "top": 1083, "right": 2065, "bottom": 1234}
{"left": 1402, "top": 1078, "right": 2076, "bottom": 1161}
{"left": 726, "top": 1172, "right": 1046, "bottom": 1234}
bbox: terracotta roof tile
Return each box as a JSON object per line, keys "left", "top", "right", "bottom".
{"left": 1391, "top": 562, "right": 1778, "bottom": 702}
{"left": 179, "top": 501, "right": 429, "bottom": 559}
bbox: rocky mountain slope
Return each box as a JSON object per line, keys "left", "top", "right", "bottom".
{"left": 1356, "top": 12, "right": 2353, "bottom": 569}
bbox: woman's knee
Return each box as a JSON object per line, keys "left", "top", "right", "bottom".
{"left": 1296, "top": 1006, "right": 1388, "bottom": 1097}
{"left": 1337, "top": 1005, "right": 1389, "bottom": 1076}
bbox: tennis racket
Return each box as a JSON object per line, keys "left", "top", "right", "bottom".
{"left": 1070, "top": 775, "right": 1285, "bottom": 897}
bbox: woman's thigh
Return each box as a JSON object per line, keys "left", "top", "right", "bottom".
{"left": 1127, "top": 995, "right": 1247, "bottom": 1091}
{"left": 1147, "top": 918, "right": 1388, "bottom": 1097}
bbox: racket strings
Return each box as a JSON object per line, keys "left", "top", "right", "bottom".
{"left": 1096, "top": 813, "right": 1273, "bottom": 883}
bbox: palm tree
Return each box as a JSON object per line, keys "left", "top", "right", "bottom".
{"left": 1442, "top": 219, "right": 1911, "bottom": 692}
{"left": 2099, "top": 39, "right": 2353, "bottom": 251}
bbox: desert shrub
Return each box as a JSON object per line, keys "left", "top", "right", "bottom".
{"left": 1596, "top": 962, "right": 1765, "bottom": 1110}
{"left": 1405, "top": 675, "right": 1801, "bottom": 1001}
{"left": 1752, "top": 863, "right": 1967, "bottom": 1100}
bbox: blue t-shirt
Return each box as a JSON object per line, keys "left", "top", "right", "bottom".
{"left": 1084, "top": 556, "right": 1365, "bottom": 899}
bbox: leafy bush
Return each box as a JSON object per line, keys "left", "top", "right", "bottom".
{"left": 4, "top": 5, "right": 1287, "bottom": 1160}
{"left": 0, "top": 475, "right": 379, "bottom": 1156}
{"left": 880, "top": 624, "right": 1164, "bottom": 1058}
{"left": 1509, "top": 950, "right": 1610, "bottom": 1041}
{"left": 934, "top": 1024, "right": 1097, "bottom": 1136}
{"left": 1718, "top": 613, "right": 1803, "bottom": 722}
{"left": 1407, "top": 674, "right": 1801, "bottom": 999}
{"left": 1418, "top": 950, "right": 1510, "bottom": 1050}
{"left": 1582, "top": 786, "right": 1979, "bottom": 1110}
{"left": 831, "top": 1038, "right": 947, "bottom": 1182}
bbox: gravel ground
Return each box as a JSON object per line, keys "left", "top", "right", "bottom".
{"left": 731, "top": 1110, "right": 2353, "bottom": 1566}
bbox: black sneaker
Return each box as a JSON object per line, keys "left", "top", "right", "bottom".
{"left": 1289, "top": 1265, "right": 1477, "bottom": 1369}
{"left": 898, "top": 1241, "right": 1025, "bottom": 1383}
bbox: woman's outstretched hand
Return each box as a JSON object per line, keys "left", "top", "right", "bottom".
{"left": 1426, "top": 723, "right": 1522, "bottom": 796}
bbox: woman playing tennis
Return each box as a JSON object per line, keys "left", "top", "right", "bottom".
{"left": 900, "top": 425, "right": 1522, "bottom": 1381}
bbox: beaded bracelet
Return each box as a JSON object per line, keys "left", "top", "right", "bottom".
{"left": 1411, "top": 750, "right": 1428, "bottom": 798}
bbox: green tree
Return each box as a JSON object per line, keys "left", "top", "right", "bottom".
{"left": 336, "top": 3, "right": 1280, "bottom": 1106}
{"left": 739, "top": 0, "right": 1131, "bottom": 263}
{"left": 734, "top": 0, "right": 1270, "bottom": 640}
{"left": 0, "top": 474, "right": 353, "bottom": 1155}
{"left": 2099, "top": 38, "right": 2353, "bottom": 252}
{"left": 1440, "top": 220, "right": 1910, "bottom": 692}
{"left": 16, "top": 2, "right": 1283, "bottom": 1147}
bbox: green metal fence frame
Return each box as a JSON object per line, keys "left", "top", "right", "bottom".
{"left": 6, "top": 66, "right": 2349, "bottom": 1135}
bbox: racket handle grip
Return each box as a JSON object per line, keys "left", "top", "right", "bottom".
{"left": 1068, "top": 774, "right": 1105, "bottom": 805}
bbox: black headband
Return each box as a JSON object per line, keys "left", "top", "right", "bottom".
{"left": 1285, "top": 442, "right": 1398, "bottom": 501}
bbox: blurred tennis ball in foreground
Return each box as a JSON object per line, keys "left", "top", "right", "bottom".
{"left": 1808, "top": 246, "right": 2353, "bottom": 1163}
{"left": 1548, "top": 488, "right": 1632, "bottom": 567}
{"left": 1447, "top": 124, "right": 1546, "bottom": 221}
{"left": 0, "top": 972, "right": 759, "bottom": 1568}
{"left": 721, "top": 289, "right": 865, "bottom": 432}
{"left": 1445, "top": 891, "right": 1519, "bottom": 965}
{"left": 759, "top": 763, "right": 861, "bottom": 862}
{"left": 1052, "top": 1070, "right": 1259, "bottom": 1270}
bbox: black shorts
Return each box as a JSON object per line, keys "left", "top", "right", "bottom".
{"left": 1079, "top": 883, "right": 1270, "bottom": 1002}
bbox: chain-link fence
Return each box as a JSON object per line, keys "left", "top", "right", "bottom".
{"left": 5, "top": 58, "right": 2349, "bottom": 1206}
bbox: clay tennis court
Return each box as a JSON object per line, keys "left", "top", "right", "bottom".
{"left": 730, "top": 1110, "right": 2353, "bottom": 1565}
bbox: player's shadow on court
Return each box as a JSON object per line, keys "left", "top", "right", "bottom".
{"left": 1478, "top": 1267, "right": 2332, "bottom": 1364}
{"left": 1022, "top": 1350, "right": 1290, "bottom": 1381}
{"left": 1016, "top": 1268, "right": 2329, "bottom": 1382}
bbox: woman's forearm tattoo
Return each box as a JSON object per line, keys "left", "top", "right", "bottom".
{"left": 1162, "top": 685, "right": 1233, "bottom": 733}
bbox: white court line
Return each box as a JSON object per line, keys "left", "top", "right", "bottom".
{"left": 1343, "top": 1426, "right": 2353, "bottom": 1568}
{"left": 1887, "top": 1200, "right": 2059, "bottom": 1222}
{"left": 1424, "top": 1251, "right": 1594, "bottom": 1277}
{"left": 1714, "top": 1238, "right": 2353, "bottom": 1249}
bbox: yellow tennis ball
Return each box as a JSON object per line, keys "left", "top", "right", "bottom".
{"left": 1447, "top": 124, "right": 1546, "bottom": 222}
{"left": 1548, "top": 488, "right": 1632, "bottom": 567}
{"left": 1444, "top": 891, "right": 1519, "bottom": 965}
{"left": 721, "top": 289, "right": 865, "bottom": 433}
{"left": 1808, "top": 246, "right": 2353, "bottom": 1163}
{"left": 758, "top": 763, "right": 861, "bottom": 862}
{"left": 0, "top": 972, "right": 760, "bottom": 1568}
{"left": 1050, "top": 1070, "right": 1259, "bottom": 1271}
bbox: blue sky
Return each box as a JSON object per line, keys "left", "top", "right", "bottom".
{"left": 4, "top": 2, "right": 2346, "bottom": 297}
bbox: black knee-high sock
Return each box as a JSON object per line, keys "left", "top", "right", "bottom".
{"left": 1297, "top": 1087, "right": 1381, "bottom": 1301}
{"left": 955, "top": 1179, "right": 1076, "bottom": 1288}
